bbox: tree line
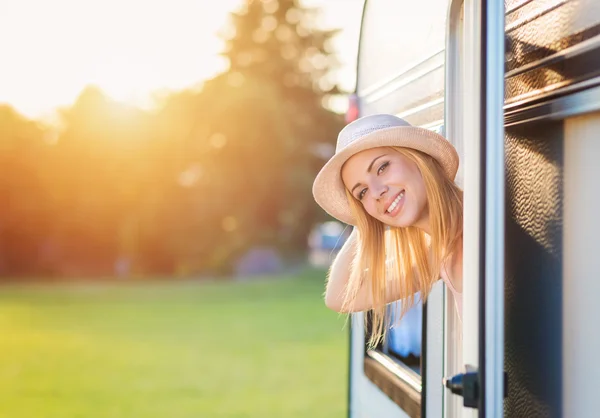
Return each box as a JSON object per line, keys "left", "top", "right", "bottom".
{"left": 0, "top": 0, "right": 344, "bottom": 279}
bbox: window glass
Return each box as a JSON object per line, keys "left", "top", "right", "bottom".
{"left": 386, "top": 295, "right": 423, "bottom": 375}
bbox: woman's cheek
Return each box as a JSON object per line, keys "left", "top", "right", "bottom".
{"left": 366, "top": 203, "right": 379, "bottom": 218}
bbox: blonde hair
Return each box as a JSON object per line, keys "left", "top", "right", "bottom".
{"left": 342, "top": 146, "right": 463, "bottom": 348}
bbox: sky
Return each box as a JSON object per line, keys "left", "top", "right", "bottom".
{"left": 0, "top": 0, "right": 362, "bottom": 121}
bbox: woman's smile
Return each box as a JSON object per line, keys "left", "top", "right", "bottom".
{"left": 384, "top": 190, "right": 405, "bottom": 216}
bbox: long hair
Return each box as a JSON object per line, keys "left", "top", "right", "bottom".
{"left": 342, "top": 146, "right": 463, "bottom": 348}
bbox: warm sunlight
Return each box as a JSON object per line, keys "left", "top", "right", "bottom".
{"left": 0, "top": 0, "right": 360, "bottom": 122}
{"left": 0, "top": 0, "right": 243, "bottom": 119}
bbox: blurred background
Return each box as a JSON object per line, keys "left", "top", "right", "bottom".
{"left": 0, "top": 0, "right": 361, "bottom": 416}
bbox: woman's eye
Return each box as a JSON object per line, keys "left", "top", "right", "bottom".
{"left": 358, "top": 188, "right": 367, "bottom": 200}
{"left": 377, "top": 162, "right": 389, "bottom": 175}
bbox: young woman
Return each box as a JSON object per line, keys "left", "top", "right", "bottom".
{"left": 312, "top": 113, "right": 463, "bottom": 347}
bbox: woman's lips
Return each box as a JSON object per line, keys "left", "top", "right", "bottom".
{"left": 385, "top": 190, "right": 405, "bottom": 217}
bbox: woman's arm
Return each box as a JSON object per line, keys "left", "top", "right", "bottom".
{"left": 324, "top": 229, "right": 403, "bottom": 313}
{"left": 324, "top": 228, "right": 358, "bottom": 312}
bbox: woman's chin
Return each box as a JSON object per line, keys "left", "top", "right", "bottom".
{"left": 387, "top": 219, "right": 412, "bottom": 228}
{"left": 380, "top": 214, "right": 411, "bottom": 228}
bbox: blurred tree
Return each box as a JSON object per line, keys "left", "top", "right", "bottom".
{"left": 164, "top": 77, "right": 294, "bottom": 274}
{"left": 0, "top": 106, "right": 49, "bottom": 276}
{"left": 46, "top": 87, "right": 157, "bottom": 276}
{"left": 165, "top": 0, "right": 345, "bottom": 273}
{"left": 222, "top": 0, "right": 342, "bottom": 95}
{"left": 0, "top": 0, "right": 346, "bottom": 279}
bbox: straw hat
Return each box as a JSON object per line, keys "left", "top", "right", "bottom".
{"left": 312, "top": 114, "right": 459, "bottom": 225}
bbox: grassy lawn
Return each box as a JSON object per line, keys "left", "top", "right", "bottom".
{"left": 0, "top": 268, "right": 348, "bottom": 418}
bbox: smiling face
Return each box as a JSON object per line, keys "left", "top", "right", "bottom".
{"left": 341, "top": 147, "right": 429, "bottom": 229}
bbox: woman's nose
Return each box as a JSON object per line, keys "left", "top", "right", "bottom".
{"left": 374, "top": 183, "right": 389, "bottom": 200}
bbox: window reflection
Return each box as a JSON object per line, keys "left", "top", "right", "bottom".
{"left": 386, "top": 295, "right": 423, "bottom": 375}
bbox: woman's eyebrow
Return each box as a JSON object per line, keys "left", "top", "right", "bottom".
{"left": 351, "top": 154, "right": 387, "bottom": 194}
{"left": 367, "top": 154, "right": 387, "bottom": 173}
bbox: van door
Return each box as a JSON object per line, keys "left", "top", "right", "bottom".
{"left": 444, "top": 0, "right": 506, "bottom": 416}
{"left": 448, "top": 0, "right": 600, "bottom": 417}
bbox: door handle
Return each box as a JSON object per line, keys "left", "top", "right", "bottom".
{"left": 443, "top": 365, "right": 508, "bottom": 409}
{"left": 443, "top": 364, "right": 480, "bottom": 408}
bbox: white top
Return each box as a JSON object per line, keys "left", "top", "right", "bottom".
{"left": 441, "top": 273, "right": 463, "bottom": 322}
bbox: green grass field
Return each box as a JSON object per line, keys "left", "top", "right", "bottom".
{"left": 0, "top": 268, "right": 348, "bottom": 418}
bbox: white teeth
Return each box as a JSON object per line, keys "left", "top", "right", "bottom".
{"left": 386, "top": 191, "right": 405, "bottom": 213}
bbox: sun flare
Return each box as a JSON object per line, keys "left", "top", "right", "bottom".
{"left": 0, "top": 0, "right": 242, "bottom": 119}
{"left": 0, "top": 0, "right": 360, "bottom": 121}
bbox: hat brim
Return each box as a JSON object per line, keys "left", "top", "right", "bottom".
{"left": 312, "top": 126, "right": 459, "bottom": 225}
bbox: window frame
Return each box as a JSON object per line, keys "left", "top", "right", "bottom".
{"left": 362, "top": 304, "right": 425, "bottom": 417}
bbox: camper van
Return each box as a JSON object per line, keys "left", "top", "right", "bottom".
{"left": 348, "top": 0, "right": 600, "bottom": 417}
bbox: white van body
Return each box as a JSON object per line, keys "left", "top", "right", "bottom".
{"left": 349, "top": 1, "right": 600, "bottom": 417}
